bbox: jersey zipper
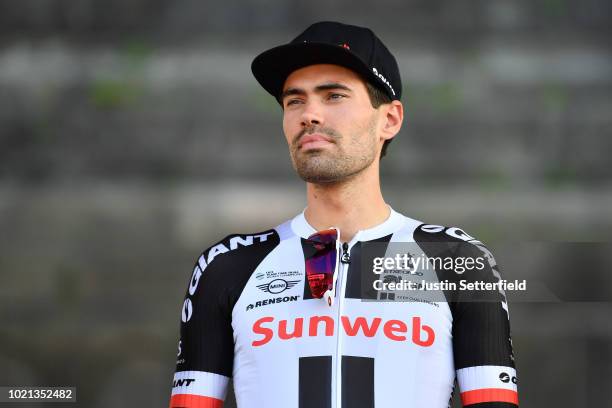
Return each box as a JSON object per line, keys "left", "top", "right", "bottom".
{"left": 341, "top": 242, "right": 350, "bottom": 264}
{"left": 334, "top": 241, "right": 352, "bottom": 408}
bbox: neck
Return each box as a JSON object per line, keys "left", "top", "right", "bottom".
{"left": 304, "top": 163, "right": 390, "bottom": 242}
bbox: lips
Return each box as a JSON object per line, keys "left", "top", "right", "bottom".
{"left": 298, "top": 133, "right": 334, "bottom": 150}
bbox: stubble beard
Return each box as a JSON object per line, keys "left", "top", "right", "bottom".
{"left": 290, "top": 114, "right": 379, "bottom": 184}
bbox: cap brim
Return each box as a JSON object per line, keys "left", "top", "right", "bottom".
{"left": 251, "top": 42, "right": 376, "bottom": 101}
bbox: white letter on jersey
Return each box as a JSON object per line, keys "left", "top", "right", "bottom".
{"left": 207, "top": 243, "right": 229, "bottom": 264}
{"left": 189, "top": 265, "right": 203, "bottom": 296}
{"left": 421, "top": 224, "right": 445, "bottom": 233}
{"left": 181, "top": 298, "right": 193, "bottom": 322}
{"left": 229, "top": 235, "right": 253, "bottom": 250}
{"left": 254, "top": 232, "right": 275, "bottom": 242}
{"left": 445, "top": 227, "right": 476, "bottom": 242}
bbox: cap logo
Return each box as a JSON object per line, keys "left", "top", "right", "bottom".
{"left": 372, "top": 67, "right": 396, "bottom": 96}
{"left": 340, "top": 43, "right": 350, "bottom": 50}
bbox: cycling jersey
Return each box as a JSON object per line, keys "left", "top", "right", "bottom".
{"left": 169, "top": 208, "right": 518, "bottom": 408}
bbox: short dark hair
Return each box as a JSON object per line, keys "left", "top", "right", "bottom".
{"left": 364, "top": 82, "right": 393, "bottom": 159}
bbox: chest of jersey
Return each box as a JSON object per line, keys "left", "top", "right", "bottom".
{"left": 231, "top": 238, "right": 455, "bottom": 408}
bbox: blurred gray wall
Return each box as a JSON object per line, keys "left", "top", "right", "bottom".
{"left": 1, "top": 1, "right": 611, "bottom": 407}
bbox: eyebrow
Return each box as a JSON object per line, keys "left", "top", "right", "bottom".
{"left": 280, "top": 82, "right": 353, "bottom": 102}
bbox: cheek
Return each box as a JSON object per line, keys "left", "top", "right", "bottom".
{"left": 334, "top": 103, "right": 364, "bottom": 128}
{"left": 282, "top": 115, "right": 292, "bottom": 144}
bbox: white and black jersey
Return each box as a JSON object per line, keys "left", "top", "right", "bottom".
{"left": 169, "top": 208, "right": 518, "bottom": 408}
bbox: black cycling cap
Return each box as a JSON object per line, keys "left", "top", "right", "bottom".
{"left": 251, "top": 21, "right": 402, "bottom": 102}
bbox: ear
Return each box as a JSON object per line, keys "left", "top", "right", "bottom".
{"left": 380, "top": 100, "right": 404, "bottom": 142}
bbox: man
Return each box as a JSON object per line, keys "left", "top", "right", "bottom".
{"left": 169, "top": 21, "right": 518, "bottom": 408}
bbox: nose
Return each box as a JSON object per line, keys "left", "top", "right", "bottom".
{"left": 300, "top": 101, "right": 323, "bottom": 128}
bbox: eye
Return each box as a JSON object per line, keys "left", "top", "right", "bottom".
{"left": 328, "top": 93, "right": 346, "bottom": 101}
{"left": 285, "top": 99, "right": 302, "bottom": 107}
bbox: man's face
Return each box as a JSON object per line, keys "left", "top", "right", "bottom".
{"left": 281, "top": 64, "right": 381, "bottom": 184}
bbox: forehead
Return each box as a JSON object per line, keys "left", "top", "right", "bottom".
{"left": 283, "top": 64, "right": 366, "bottom": 92}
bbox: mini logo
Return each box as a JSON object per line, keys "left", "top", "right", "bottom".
{"left": 340, "top": 43, "right": 350, "bottom": 50}
{"left": 177, "top": 340, "right": 182, "bottom": 357}
{"left": 499, "top": 372, "right": 510, "bottom": 383}
{"left": 257, "top": 279, "right": 299, "bottom": 294}
{"left": 255, "top": 272, "right": 265, "bottom": 280}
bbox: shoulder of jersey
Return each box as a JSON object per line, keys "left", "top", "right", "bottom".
{"left": 195, "top": 229, "right": 281, "bottom": 272}
{"left": 412, "top": 222, "right": 496, "bottom": 267}
{"left": 184, "top": 229, "right": 282, "bottom": 301}
{"left": 412, "top": 221, "right": 500, "bottom": 281}
{"left": 413, "top": 223, "right": 485, "bottom": 246}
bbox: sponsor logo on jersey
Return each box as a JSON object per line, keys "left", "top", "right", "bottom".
{"left": 172, "top": 378, "right": 195, "bottom": 388}
{"left": 176, "top": 340, "right": 185, "bottom": 365}
{"left": 182, "top": 232, "right": 276, "bottom": 324}
{"left": 189, "top": 232, "right": 276, "bottom": 297}
{"left": 256, "top": 279, "right": 300, "bottom": 294}
{"left": 251, "top": 315, "right": 435, "bottom": 347}
{"left": 419, "top": 224, "right": 478, "bottom": 243}
{"left": 379, "top": 292, "right": 395, "bottom": 300}
{"left": 262, "top": 270, "right": 302, "bottom": 279}
{"left": 246, "top": 295, "right": 300, "bottom": 311}
{"left": 181, "top": 298, "right": 193, "bottom": 322}
{"left": 499, "top": 372, "right": 518, "bottom": 384}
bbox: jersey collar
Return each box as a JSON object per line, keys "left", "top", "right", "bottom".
{"left": 290, "top": 206, "right": 406, "bottom": 243}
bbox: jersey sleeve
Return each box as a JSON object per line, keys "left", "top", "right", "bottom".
{"left": 168, "top": 230, "right": 280, "bottom": 408}
{"left": 413, "top": 225, "right": 519, "bottom": 407}
{"left": 169, "top": 250, "right": 234, "bottom": 408}
{"left": 451, "top": 235, "right": 519, "bottom": 407}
